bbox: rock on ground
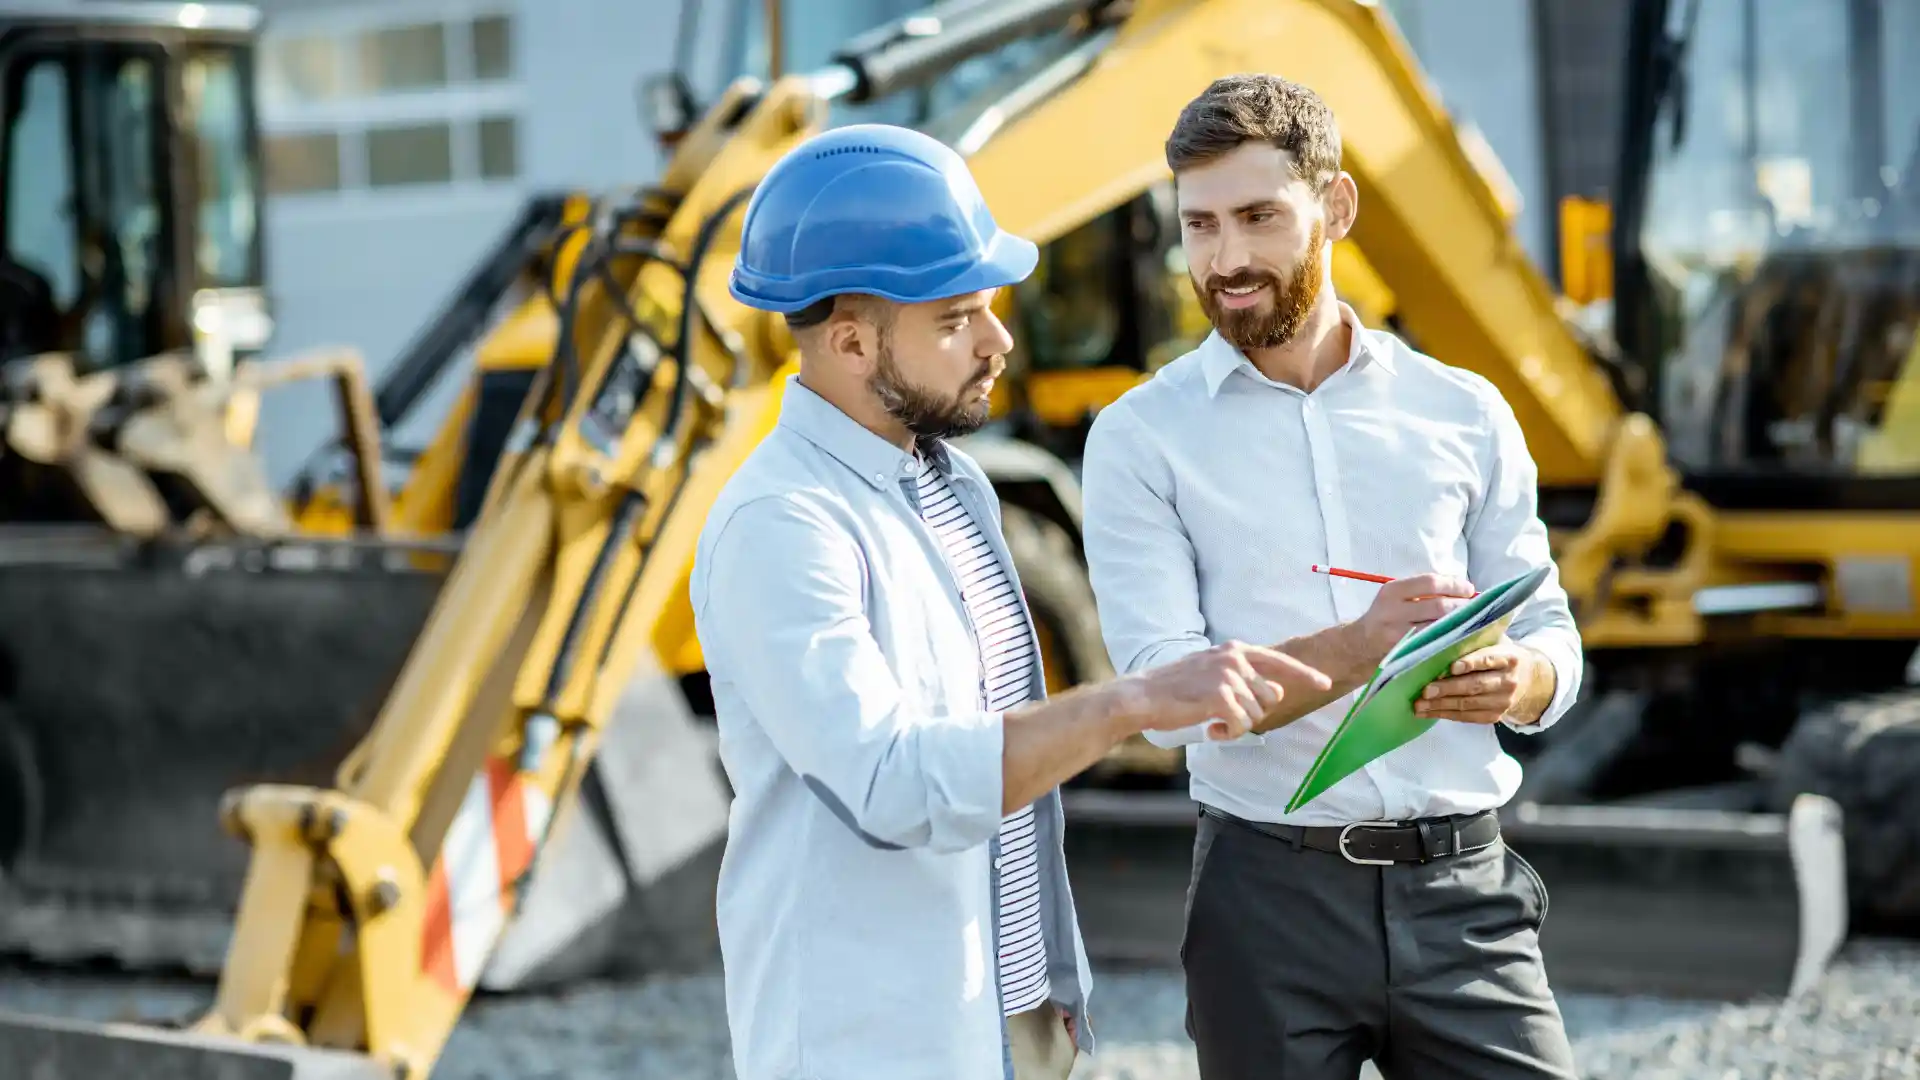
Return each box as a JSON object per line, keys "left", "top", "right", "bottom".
{"left": 2, "top": 939, "right": 1917, "bottom": 1078}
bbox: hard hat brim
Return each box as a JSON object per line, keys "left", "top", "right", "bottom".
{"left": 729, "top": 230, "right": 1040, "bottom": 315}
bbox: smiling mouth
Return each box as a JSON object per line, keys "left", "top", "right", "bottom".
{"left": 1216, "top": 282, "right": 1270, "bottom": 308}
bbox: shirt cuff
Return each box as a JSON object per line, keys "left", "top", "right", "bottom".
{"left": 1141, "top": 724, "right": 1268, "bottom": 749}
{"left": 933, "top": 708, "right": 1010, "bottom": 849}
{"left": 1502, "top": 633, "right": 1583, "bottom": 735}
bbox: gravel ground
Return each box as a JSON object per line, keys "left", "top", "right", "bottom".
{"left": 3, "top": 937, "right": 1918, "bottom": 1078}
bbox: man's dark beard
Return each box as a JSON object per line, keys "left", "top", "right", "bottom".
{"left": 869, "top": 339, "right": 994, "bottom": 451}
{"left": 1193, "top": 220, "right": 1325, "bottom": 352}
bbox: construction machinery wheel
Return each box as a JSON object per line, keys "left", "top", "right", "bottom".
{"left": 1768, "top": 687, "right": 1920, "bottom": 927}
{"left": 999, "top": 505, "right": 1182, "bottom": 779}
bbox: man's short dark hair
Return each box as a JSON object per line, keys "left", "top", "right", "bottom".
{"left": 783, "top": 293, "right": 894, "bottom": 334}
{"left": 1164, "top": 74, "right": 1341, "bottom": 191}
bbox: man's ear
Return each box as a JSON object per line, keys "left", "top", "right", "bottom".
{"left": 821, "top": 309, "right": 876, "bottom": 372}
{"left": 1324, "top": 171, "right": 1359, "bottom": 243}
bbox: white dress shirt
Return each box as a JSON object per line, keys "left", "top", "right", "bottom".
{"left": 1079, "top": 303, "right": 1584, "bottom": 827}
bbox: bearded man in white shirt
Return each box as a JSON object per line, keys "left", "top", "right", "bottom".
{"left": 1079, "top": 74, "right": 1585, "bottom": 1080}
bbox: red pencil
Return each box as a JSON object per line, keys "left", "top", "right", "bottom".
{"left": 1311, "top": 564, "right": 1393, "bottom": 585}
{"left": 1311, "top": 564, "right": 1481, "bottom": 597}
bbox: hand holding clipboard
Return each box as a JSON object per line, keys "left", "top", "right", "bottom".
{"left": 1286, "top": 564, "right": 1554, "bottom": 814}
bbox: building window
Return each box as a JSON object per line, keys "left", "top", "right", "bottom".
{"left": 367, "top": 122, "right": 454, "bottom": 186}
{"left": 478, "top": 114, "right": 516, "bottom": 179}
{"left": 265, "top": 132, "right": 342, "bottom": 194}
{"left": 472, "top": 15, "right": 512, "bottom": 81}
{"left": 357, "top": 23, "right": 449, "bottom": 94}
{"left": 258, "top": 9, "right": 519, "bottom": 196}
{"left": 262, "top": 34, "right": 348, "bottom": 105}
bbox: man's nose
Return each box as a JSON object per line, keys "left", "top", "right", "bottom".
{"left": 1211, "top": 228, "right": 1251, "bottom": 277}
{"left": 978, "top": 308, "right": 1015, "bottom": 358}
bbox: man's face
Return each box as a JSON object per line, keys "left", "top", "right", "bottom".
{"left": 1176, "top": 142, "right": 1334, "bottom": 352}
{"left": 864, "top": 289, "right": 1012, "bottom": 443}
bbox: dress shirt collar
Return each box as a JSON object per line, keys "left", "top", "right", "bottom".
{"left": 776, "top": 373, "right": 953, "bottom": 489}
{"left": 1199, "top": 301, "right": 1392, "bottom": 397}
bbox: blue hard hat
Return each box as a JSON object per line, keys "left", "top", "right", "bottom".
{"left": 729, "top": 123, "right": 1038, "bottom": 313}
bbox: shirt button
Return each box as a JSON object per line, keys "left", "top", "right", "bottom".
{"left": 874, "top": 473, "right": 886, "bottom": 483}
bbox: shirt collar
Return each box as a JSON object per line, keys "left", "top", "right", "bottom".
{"left": 776, "top": 374, "right": 952, "bottom": 489}
{"left": 1199, "top": 301, "right": 1392, "bottom": 397}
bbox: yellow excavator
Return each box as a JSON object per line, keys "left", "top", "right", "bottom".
{"left": 2, "top": 0, "right": 1919, "bottom": 1076}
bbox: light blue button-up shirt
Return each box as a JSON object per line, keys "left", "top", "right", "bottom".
{"left": 689, "top": 374, "right": 1096, "bottom": 1080}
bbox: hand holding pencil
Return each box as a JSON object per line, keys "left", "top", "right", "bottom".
{"left": 1316, "top": 564, "right": 1480, "bottom": 661}
{"left": 1313, "top": 564, "right": 1481, "bottom": 598}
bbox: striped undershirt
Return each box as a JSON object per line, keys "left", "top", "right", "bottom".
{"left": 908, "top": 453, "right": 1050, "bottom": 1016}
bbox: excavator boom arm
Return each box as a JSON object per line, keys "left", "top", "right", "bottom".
{"left": 956, "top": 0, "right": 1623, "bottom": 487}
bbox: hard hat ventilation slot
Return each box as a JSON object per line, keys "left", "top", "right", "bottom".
{"left": 812, "top": 145, "right": 885, "bottom": 158}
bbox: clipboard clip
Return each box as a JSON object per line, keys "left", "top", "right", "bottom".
{"left": 1338, "top": 821, "right": 1402, "bottom": 865}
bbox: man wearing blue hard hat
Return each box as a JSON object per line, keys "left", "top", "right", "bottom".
{"left": 689, "top": 123, "right": 1330, "bottom": 1079}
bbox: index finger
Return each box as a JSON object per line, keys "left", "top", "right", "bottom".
{"left": 1244, "top": 646, "right": 1333, "bottom": 691}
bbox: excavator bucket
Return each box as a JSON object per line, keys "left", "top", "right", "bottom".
{"left": 0, "top": 1010, "right": 393, "bottom": 1080}
{"left": 0, "top": 530, "right": 451, "bottom": 971}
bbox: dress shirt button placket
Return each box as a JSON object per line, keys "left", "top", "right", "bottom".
{"left": 1302, "top": 391, "right": 1395, "bottom": 810}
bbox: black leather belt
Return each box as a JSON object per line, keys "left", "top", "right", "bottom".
{"left": 1201, "top": 805, "right": 1500, "bottom": 865}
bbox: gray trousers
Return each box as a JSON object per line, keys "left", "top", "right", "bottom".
{"left": 1181, "top": 806, "right": 1579, "bottom": 1080}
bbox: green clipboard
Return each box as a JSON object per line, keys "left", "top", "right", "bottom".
{"left": 1283, "top": 563, "right": 1553, "bottom": 815}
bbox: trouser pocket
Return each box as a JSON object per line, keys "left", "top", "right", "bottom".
{"left": 1506, "top": 844, "right": 1550, "bottom": 931}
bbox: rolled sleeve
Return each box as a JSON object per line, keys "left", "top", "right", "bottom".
{"left": 1080, "top": 404, "right": 1260, "bottom": 749}
{"left": 1463, "top": 386, "right": 1586, "bottom": 734}
{"left": 691, "top": 494, "right": 1004, "bottom": 851}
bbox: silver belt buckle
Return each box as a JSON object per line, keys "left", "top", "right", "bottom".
{"left": 1338, "top": 820, "right": 1400, "bottom": 865}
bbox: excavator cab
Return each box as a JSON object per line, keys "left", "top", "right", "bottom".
{"left": 0, "top": 1, "right": 270, "bottom": 378}
{"left": 1516, "top": 0, "right": 1920, "bottom": 798}
{"left": 0, "top": 2, "right": 362, "bottom": 536}
{"left": 1613, "top": 0, "right": 1920, "bottom": 487}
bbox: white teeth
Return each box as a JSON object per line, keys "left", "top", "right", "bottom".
{"left": 1223, "top": 285, "right": 1263, "bottom": 295}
